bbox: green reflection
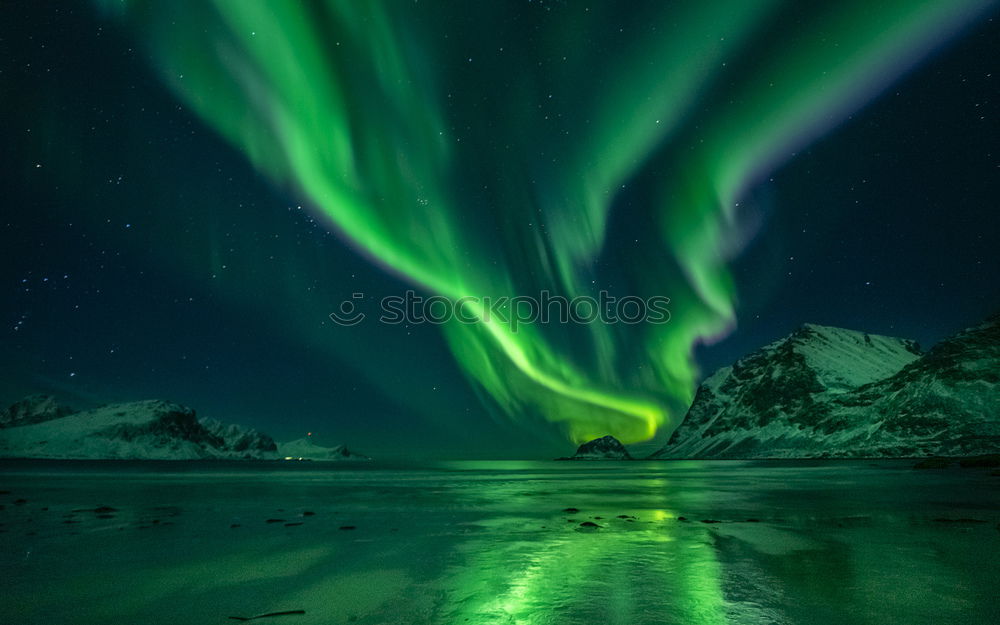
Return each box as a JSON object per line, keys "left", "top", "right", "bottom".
{"left": 4, "top": 462, "right": 999, "bottom": 623}
{"left": 433, "top": 472, "right": 732, "bottom": 624}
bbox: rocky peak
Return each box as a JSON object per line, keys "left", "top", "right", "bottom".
{"left": 567, "top": 435, "right": 633, "bottom": 460}
{"left": 651, "top": 313, "right": 1000, "bottom": 459}
{"left": 0, "top": 394, "right": 74, "bottom": 428}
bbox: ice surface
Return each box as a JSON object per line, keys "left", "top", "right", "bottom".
{"left": 1, "top": 460, "right": 998, "bottom": 624}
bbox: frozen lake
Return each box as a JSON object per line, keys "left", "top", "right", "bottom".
{"left": 1, "top": 459, "right": 998, "bottom": 624}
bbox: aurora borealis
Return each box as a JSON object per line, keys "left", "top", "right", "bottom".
{"left": 2, "top": 1, "right": 999, "bottom": 455}
{"left": 4, "top": 5, "right": 1000, "bottom": 623}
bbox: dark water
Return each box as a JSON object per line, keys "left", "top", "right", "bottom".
{"left": 1, "top": 459, "right": 998, "bottom": 624}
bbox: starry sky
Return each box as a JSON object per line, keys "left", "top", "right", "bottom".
{"left": 1, "top": 1, "right": 998, "bottom": 458}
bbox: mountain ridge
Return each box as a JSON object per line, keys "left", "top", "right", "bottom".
{"left": 0, "top": 396, "right": 368, "bottom": 461}
{"left": 652, "top": 314, "right": 999, "bottom": 459}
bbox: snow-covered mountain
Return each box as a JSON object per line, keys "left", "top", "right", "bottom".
{"left": 828, "top": 314, "right": 1000, "bottom": 456}
{"left": 0, "top": 397, "right": 366, "bottom": 461}
{"left": 652, "top": 315, "right": 1000, "bottom": 459}
{"left": 558, "top": 435, "right": 633, "bottom": 460}
{"left": 0, "top": 394, "right": 74, "bottom": 428}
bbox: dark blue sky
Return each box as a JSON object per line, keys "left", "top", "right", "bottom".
{"left": 1, "top": 3, "right": 997, "bottom": 458}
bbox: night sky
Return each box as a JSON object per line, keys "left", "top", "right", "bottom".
{"left": 2, "top": 1, "right": 998, "bottom": 458}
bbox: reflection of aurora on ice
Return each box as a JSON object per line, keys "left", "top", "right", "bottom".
{"left": 381, "top": 462, "right": 997, "bottom": 625}
{"left": 99, "top": 0, "right": 995, "bottom": 443}
{"left": 4, "top": 461, "right": 1000, "bottom": 624}
{"left": 438, "top": 492, "right": 732, "bottom": 624}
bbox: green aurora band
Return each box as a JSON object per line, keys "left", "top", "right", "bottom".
{"left": 99, "top": 0, "right": 994, "bottom": 444}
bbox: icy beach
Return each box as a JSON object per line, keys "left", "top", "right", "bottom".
{"left": 1, "top": 459, "right": 998, "bottom": 624}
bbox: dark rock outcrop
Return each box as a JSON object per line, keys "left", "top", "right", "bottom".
{"left": 560, "top": 435, "right": 633, "bottom": 460}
